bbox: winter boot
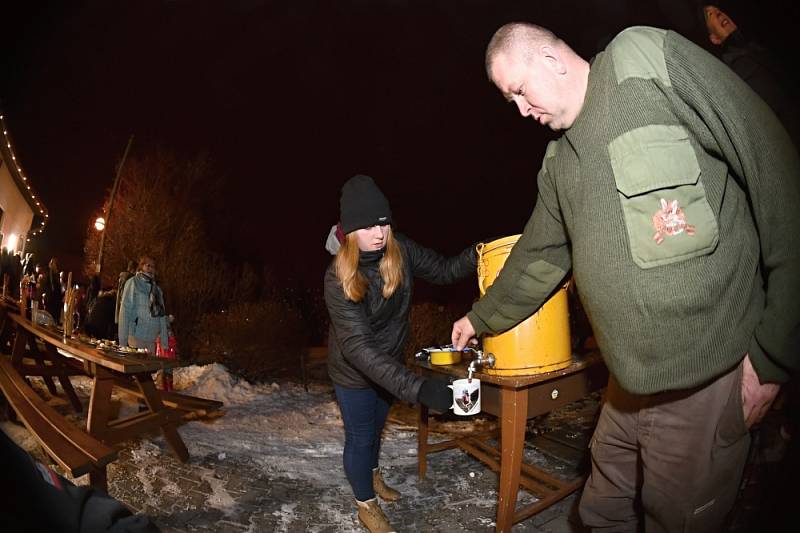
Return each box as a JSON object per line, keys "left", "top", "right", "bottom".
{"left": 372, "top": 468, "right": 401, "bottom": 502}
{"left": 356, "top": 498, "right": 396, "bottom": 533}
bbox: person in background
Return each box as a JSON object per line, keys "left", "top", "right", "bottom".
{"left": 325, "top": 174, "right": 475, "bottom": 533}
{"left": 451, "top": 22, "right": 799, "bottom": 531}
{"left": 21, "top": 252, "right": 34, "bottom": 277}
{"left": 10, "top": 252, "right": 22, "bottom": 298}
{"left": 115, "top": 260, "right": 136, "bottom": 325}
{"left": 0, "top": 428, "right": 159, "bottom": 532}
{"left": 33, "top": 263, "right": 45, "bottom": 310}
{"left": 59, "top": 270, "right": 68, "bottom": 298}
{"left": 85, "top": 288, "right": 118, "bottom": 341}
{"left": 700, "top": 1, "right": 798, "bottom": 146}
{"left": 85, "top": 275, "right": 101, "bottom": 315}
{"left": 0, "top": 248, "right": 8, "bottom": 292}
{"left": 44, "top": 258, "right": 63, "bottom": 323}
{"left": 118, "top": 256, "right": 168, "bottom": 355}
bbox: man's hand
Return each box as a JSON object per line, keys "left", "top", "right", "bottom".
{"left": 452, "top": 316, "right": 476, "bottom": 351}
{"left": 741, "top": 353, "right": 780, "bottom": 429}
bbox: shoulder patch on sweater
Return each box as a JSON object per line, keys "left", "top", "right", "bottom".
{"left": 609, "top": 26, "right": 669, "bottom": 86}
{"left": 544, "top": 140, "right": 559, "bottom": 160}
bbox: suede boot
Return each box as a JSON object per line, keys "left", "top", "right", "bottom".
{"left": 372, "top": 468, "right": 401, "bottom": 501}
{"left": 356, "top": 498, "right": 396, "bottom": 533}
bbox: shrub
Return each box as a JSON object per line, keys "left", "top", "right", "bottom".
{"left": 195, "top": 299, "right": 309, "bottom": 383}
{"left": 404, "top": 302, "right": 463, "bottom": 364}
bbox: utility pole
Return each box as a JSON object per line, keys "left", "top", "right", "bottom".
{"left": 96, "top": 134, "right": 134, "bottom": 276}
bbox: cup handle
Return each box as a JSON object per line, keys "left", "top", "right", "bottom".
{"left": 447, "top": 384, "right": 455, "bottom": 410}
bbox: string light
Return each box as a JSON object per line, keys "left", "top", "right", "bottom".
{"left": 0, "top": 113, "right": 48, "bottom": 238}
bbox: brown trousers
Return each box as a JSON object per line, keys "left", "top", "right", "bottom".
{"left": 579, "top": 362, "right": 750, "bottom": 532}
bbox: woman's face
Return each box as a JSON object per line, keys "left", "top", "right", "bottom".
{"left": 354, "top": 225, "right": 389, "bottom": 252}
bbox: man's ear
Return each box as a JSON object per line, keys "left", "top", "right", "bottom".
{"left": 540, "top": 45, "right": 567, "bottom": 75}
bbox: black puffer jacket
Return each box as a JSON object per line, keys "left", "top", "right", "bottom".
{"left": 325, "top": 234, "right": 476, "bottom": 403}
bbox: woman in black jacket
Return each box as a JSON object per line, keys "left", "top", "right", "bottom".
{"left": 325, "top": 174, "right": 476, "bottom": 532}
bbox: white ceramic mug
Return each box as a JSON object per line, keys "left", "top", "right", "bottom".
{"left": 448, "top": 378, "right": 481, "bottom": 416}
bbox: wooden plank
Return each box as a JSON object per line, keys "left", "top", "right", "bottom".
{"left": 7, "top": 313, "right": 187, "bottom": 374}
{"left": 0, "top": 359, "right": 116, "bottom": 476}
{"left": 44, "top": 344, "right": 83, "bottom": 413}
{"left": 28, "top": 342, "right": 59, "bottom": 396}
{"left": 87, "top": 375, "right": 114, "bottom": 438}
{"left": 111, "top": 378, "right": 223, "bottom": 414}
{"left": 136, "top": 374, "right": 189, "bottom": 462}
{"left": 101, "top": 409, "right": 185, "bottom": 444}
{"left": 513, "top": 477, "right": 584, "bottom": 524}
{"left": 415, "top": 351, "right": 604, "bottom": 388}
{"left": 1, "top": 359, "right": 117, "bottom": 466}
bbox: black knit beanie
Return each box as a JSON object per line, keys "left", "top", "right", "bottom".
{"left": 339, "top": 174, "right": 393, "bottom": 234}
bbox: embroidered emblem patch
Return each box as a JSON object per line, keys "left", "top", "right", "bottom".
{"left": 652, "top": 198, "right": 695, "bottom": 245}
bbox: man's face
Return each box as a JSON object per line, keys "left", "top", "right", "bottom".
{"left": 491, "top": 50, "right": 574, "bottom": 131}
{"left": 704, "top": 6, "right": 738, "bottom": 45}
{"left": 354, "top": 225, "right": 389, "bottom": 252}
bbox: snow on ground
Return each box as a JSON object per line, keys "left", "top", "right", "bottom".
{"left": 4, "top": 363, "right": 594, "bottom": 532}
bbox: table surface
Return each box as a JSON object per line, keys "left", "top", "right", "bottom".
{"left": 7, "top": 312, "right": 189, "bottom": 374}
{"left": 415, "top": 350, "right": 602, "bottom": 388}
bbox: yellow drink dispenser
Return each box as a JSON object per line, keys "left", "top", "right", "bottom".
{"left": 477, "top": 235, "right": 572, "bottom": 375}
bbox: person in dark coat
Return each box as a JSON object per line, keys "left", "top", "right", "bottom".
{"left": 324, "top": 174, "right": 476, "bottom": 532}
{"left": 45, "top": 258, "right": 63, "bottom": 322}
{"left": 85, "top": 291, "right": 118, "bottom": 341}
{"left": 115, "top": 260, "right": 136, "bottom": 325}
{"left": 0, "top": 428, "right": 159, "bottom": 532}
{"left": 700, "top": 2, "right": 799, "bottom": 146}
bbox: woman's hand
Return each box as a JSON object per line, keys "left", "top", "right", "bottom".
{"left": 417, "top": 378, "right": 452, "bottom": 412}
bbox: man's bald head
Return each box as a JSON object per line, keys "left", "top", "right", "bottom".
{"left": 485, "top": 22, "right": 562, "bottom": 82}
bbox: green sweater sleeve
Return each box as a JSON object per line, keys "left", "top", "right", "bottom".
{"left": 468, "top": 143, "right": 572, "bottom": 337}
{"left": 667, "top": 31, "right": 800, "bottom": 383}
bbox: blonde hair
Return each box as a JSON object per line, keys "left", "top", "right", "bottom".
{"left": 335, "top": 227, "right": 404, "bottom": 302}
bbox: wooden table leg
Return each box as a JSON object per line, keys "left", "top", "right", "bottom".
{"left": 27, "top": 339, "right": 58, "bottom": 396}
{"left": 87, "top": 369, "right": 114, "bottom": 439}
{"left": 418, "top": 403, "right": 429, "bottom": 479}
{"left": 89, "top": 467, "right": 108, "bottom": 493}
{"left": 10, "top": 327, "right": 29, "bottom": 366}
{"left": 136, "top": 374, "right": 189, "bottom": 462}
{"left": 496, "top": 387, "right": 528, "bottom": 533}
{"left": 43, "top": 344, "right": 83, "bottom": 412}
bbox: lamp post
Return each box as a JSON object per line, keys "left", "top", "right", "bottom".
{"left": 95, "top": 135, "right": 133, "bottom": 276}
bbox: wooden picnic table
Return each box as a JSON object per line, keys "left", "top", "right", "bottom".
{"left": 4, "top": 310, "right": 221, "bottom": 463}
{"left": 415, "top": 351, "right": 607, "bottom": 533}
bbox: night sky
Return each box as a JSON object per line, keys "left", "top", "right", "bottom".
{"left": 1, "top": 0, "right": 797, "bottom": 290}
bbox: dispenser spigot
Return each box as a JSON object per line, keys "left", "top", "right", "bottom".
{"left": 466, "top": 348, "right": 495, "bottom": 380}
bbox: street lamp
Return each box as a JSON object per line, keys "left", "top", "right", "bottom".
{"left": 95, "top": 134, "right": 133, "bottom": 275}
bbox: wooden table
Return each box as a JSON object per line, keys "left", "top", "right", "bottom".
{"left": 5, "top": 311, "right": 208, "bottom": 463}
{"left": 416, "top": 353, "right": 607, "bottom": 533}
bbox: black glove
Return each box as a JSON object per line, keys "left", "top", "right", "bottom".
{"left": 417, "top": 378, "right": 452, "bottom": 413}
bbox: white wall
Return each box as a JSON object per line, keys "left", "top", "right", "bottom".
{"left": 0, "top": 160, "right": 34, "bottom": 254}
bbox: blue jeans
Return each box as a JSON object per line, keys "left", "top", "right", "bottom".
{"left": 334, "top": 385, "right": 392, "bottom": 501}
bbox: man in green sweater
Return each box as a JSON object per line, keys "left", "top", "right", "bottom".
{"left": 451, "top": 22, "right": 800, "bottom": 531}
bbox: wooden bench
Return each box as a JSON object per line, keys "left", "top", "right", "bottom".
{"left": 0, "top": 357, "right": 118, "bottom": 491}
{"left": 111, "top": 378, "right": 223, "bottom": 418}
